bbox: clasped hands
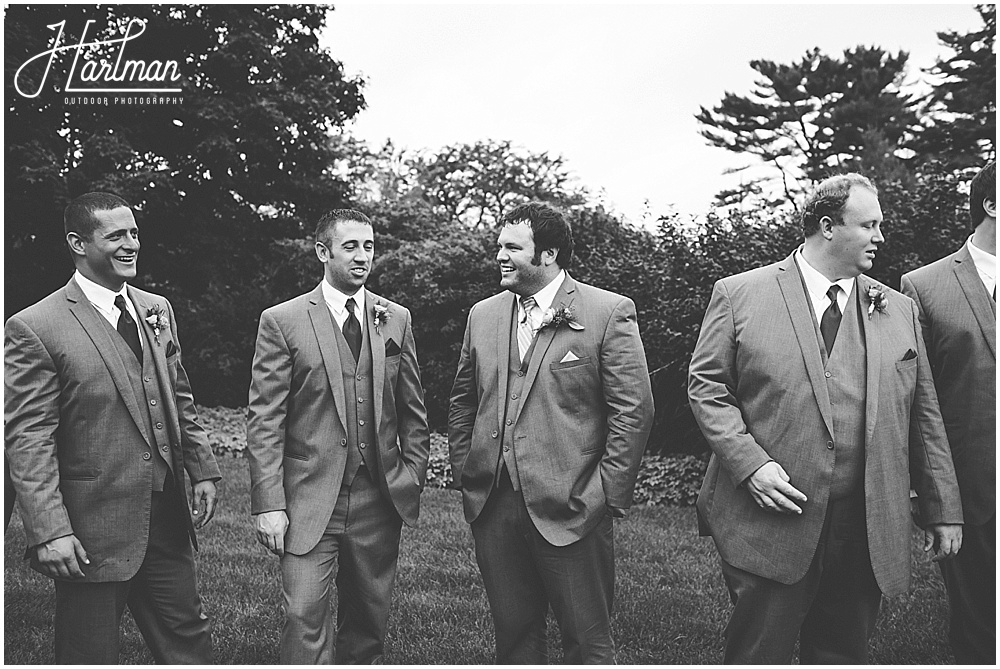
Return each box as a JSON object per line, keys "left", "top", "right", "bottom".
{"left": 747, "top": 461, "right": 961, "bottom": 561}
{"left": 35, "top": 480, "right": 218, "bottom": 579}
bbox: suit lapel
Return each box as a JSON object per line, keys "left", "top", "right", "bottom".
{"left": 65, "top": 279, "right": 150, "bottom": 443}
{"left": 496, "top": 292, "right": 516, "bottom": 431}
{"left": 953, "top": 247, "right": 997, "bottom": 359}
{"left": 775, "top": 256, "right": 836, "bottom": 439}
{"left": 307, "top": 286, "right": 348, "bottom": 433}
{"left": 366, "top": 289, "right": 386, "bottom": 436}
{"left": 514, "top": 276, "right": 576, "bottom": 424}
{"left": 857, "top": 276, "right": 882, "bottom": 446}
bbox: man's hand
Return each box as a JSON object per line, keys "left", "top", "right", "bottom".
{"left": 255, "top": 510, "right": 289, "bottom": 556}
{"left": 191, "top": 480, "right": 218, "bottom": 529}
{"left": 746, "top": 461, "right": 808, "bottom": 515}
{"left": 924, "top": 523, "right": 962, "bottom": 562}
{"left": 36, "top": 535, "right": 89, "bottom": 579}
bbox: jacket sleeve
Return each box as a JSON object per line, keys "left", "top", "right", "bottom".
{"left": 246, "top": 310, "right": 292, "bottom": 514}
{"left": 4, "top": 316, "right": 74, "bottom": 548}
{"left": 394, "top": 308, "right": 431, "bottom": 486}
{"left": 688, "top": 280, "right": 772, "bottom": 488}
{"left": 448, "top": 307, "right": 478, "bottom": 489}
{"left": 598, "top": 297, "right": 654, "bottom": 508}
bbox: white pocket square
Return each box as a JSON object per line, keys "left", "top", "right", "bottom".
{"left": 560, "top": 350, "right": 580, "bottom": 363}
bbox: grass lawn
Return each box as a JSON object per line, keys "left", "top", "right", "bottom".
{"left": 5, "top": 454, "right": 954, "bottom": 664}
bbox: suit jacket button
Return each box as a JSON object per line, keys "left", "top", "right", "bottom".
{"left": 824, "top": 371, "right": 832, "bottom": 378}
{"left": 359, "top": 419, "right": 365, "bottom": 426}
{"left": 506, "top": 419, "right": 513, "bottom": 425}
{"left": 358, "top": 398, "right": 364, "bottom": 403}
{"left": 341, "top": 438, "right": 347, "bottom": 446}
{"left": 144, "top": 376, "right": 151, "bottom": 382}
{"left": 161, "top": 445, "right": 169, "bottom": 452}
{"left": 150, "top": 399, "right": 157, "bottom": 406}
{"left": 155, "top": 422, "right": 163, "bottom": 429}
{"left": 511, "top": 393, "right": 518, "bottom": 400}
{"left": 517, "top": 371, "right": 524, "bottom": 377}
{"left": 142, "top": 452, "right": 151, "bottom": 460}
{"left": 360, "top": 443, "right": 366, "bottom": 449}
{"left": 503, "top": 446, "right": 509, "bottom": 452}
{"left": 491, "top": 430, "right": 499, "bottom": 438}
{"left": 827, "top": 441, "right": 834, "bottom": 450}
{"left": 357, "top": 375, "right": 363, "bottom": 381}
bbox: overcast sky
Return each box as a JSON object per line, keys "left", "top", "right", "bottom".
{"left": 323, "top": 3, "right": 984, "bottom": 223}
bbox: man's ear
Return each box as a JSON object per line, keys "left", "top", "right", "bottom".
{"left": 819, "top": 215, "right": 836, "bottom": 240}
{"left": 315, "top": 241, "right": 329, "bottom": 263}
{"left": 541, "top": 247, "right": 558, "bottom": 266}
{"left": 983, "top": 197, "right": 996, "bottom": 219}
{"left": 66, "top": 232, "right": 87, "bottom": 258}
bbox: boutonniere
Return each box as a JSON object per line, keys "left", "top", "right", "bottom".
{"left": 538, "top": 305, "right": 584, "bottom": 332}
{"left": 144, "top": 305, "right": 169, "bottom": 344}
{"left": 373, "top": 303, "right": 391, "bottom": 334}
{"left": 866, "top": 285, "right": 889, "bottom": 320}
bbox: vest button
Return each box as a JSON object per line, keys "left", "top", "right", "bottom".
{"left": 517, "top": 371, "right": 524, "bottom": 377}
{"left": 506, "top": 419, "right": 513, "bottom": 425}
{"left": 155, "top": 422, "right": 163, "bottom": 429}
{"left": 161, "top": 445, "right": 169, "bottom": 452}
{"left": 357, "top": 375, "right": 363, "bottom": 381}
{"left": 358, "top": 398, "right": 364, "bottom": 403}
{"left": 824, "top": 371, "right": 832, "bottom": 378}
{"left": 143, "top": 376, "right": 151, "bottom": 383}
{"left": 149, "top": 399, "right": 157, "bottom": 406}
{"left": 359, "top": 420, "right": 365, "bottom": 426}
{"left": 341, "top": 438, "right": 347, "bottom": 446}
{"left": 511, "top": 393, "right": 518, "bottom": 400}
{"left": 360, "top": 443, "right": 366, "bottom": 449}
{"left": 827, "top": 441, "right": 835, "bottom": 450}
{"left": 503, "top": 446, "right": 510, "bottom": 452}
{"left": 142, "top": 452, "right": 151, "bottom": 460}
{"left": 491, "top": 430, "right": 499, "bottom": 438}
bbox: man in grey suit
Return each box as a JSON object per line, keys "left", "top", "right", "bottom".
{"left": 248, "top": 209, "right": 430, "bottom": 663}
{"left": 449, "top": 202, "right": 654, "bottom": 663}
{"left": 689, "top": 174, "right": 964, "bottom": 663}
{"left": 901, "top": 161, "right": 995, "bottom": 664}
{"left": 5, "top": 192, "right": 221, "bottom": 663}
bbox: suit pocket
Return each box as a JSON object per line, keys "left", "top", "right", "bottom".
{"left": 283, "top": 452, "right": 309, "bottom": 461}
{"left": 61, "top": 474, "right": 98, "bottom": 481}
{"left": 895, "top": 358, "right": 918, "bottom": 372}
{"left": 550, "top": 356, "right": 593, "bottom": 371}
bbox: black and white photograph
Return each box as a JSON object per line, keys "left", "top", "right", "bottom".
{"left": 4, "top": 3, "right": 995, "bottom": 664}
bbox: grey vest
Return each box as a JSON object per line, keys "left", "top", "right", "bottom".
{"left": 819, "top": 284, "right": 868, "bottom": 500}
{"left": 333, "top": 310, "right": 378, "bottom": 488}
{"left": 497, "top": 302, "right": 535, "bottom": 491}
{"left": 100, "top": 312, "right": 173, "bottom": 491}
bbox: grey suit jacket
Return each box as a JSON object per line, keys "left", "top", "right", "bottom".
{"left": 689, "top": 252, "right": 963, "bottom": 596}
{"left": 449, "top": 274, "right": 654, "bottom": 546}
{"left": 247, "top": 286, "right": 430, "bottom": 555}
{"left": 4, "top": 277, "right": 221, "bottom": 582}
{"left": 901, "top": 244, "right": 996, "bottom": 525}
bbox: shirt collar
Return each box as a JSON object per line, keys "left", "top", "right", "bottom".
{"left": 74, "top": 270, "right": 129, "bottom": 315}
{"left": 966, "top": 236, "right": 996, "bottom": 280}
{"left": 320, "top": 279, "right": 365, "bottom": 315}
{"left": 520, "top": 269, "right": 567, "bottom": 314}
{"left": 795, "top": 249, "right": 854, "bottom": 303}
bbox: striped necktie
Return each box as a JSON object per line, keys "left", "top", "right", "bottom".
{"left": 517, "top": 296, "right": 538, "bottom": 362}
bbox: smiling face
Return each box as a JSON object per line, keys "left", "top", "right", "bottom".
{"left": 824, "top": 186, "right": 884, "bottom": 279}
{"left": 496, "top": 222, "right": 558, "bottom": 296}
{"left": 68, "top": 206, "right": 140, "bottom": 291}
{"left": 316, "top": 219, "right": 374, "bottom": 293}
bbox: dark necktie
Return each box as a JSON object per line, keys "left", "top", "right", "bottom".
{"left": 114, "top": 294, "right": 142, "bottom": 362}
{"left": 343, "top": 297, "right": 362, "bottom": 363}
{"left": 819, "top": 285, "right": 842, "bottom": 356}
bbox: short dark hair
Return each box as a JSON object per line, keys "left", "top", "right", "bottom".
{"left": 64, "top": 192, "right": 131, "bottom": 240}
{"left": 968, "top": 161, "right": 996, "bottom": 228}
{"left": 315, "top": 209, "right": 372, "bottom": 246}
{"left": 800, "top": 173, "right": 878, "bottom": 237}
{"left": 499, "top": 202, "right": 574, "bottom": 268}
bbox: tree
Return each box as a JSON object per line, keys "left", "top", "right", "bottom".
{"left": 696, "top": 46, "right": 918, "bottom": 206}
{"left": 912, "top": 4, "right": 996, "bottom": 168}
{"left": 5, "top": 5, "right": 366, "bottom": 405}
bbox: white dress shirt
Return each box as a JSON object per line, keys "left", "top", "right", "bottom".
{"left": 321, "top": 279, "right": 365, "bottom": 330}
{"left": 966, "top": 236, "right": 996, "bottom": 296}
{"left": 517, "top": 269, "right": 567, "bottom": 326}
{"left": 74, "top": 270, "right": 143, "bottom": 350}
{"left": 795, "top": 250, "right": 855, "bottom": 323}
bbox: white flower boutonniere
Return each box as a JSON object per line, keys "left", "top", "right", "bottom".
{"left": 866, "top": 285, "right": 888, "bottom": 320}
{"left": 538, "top": 305, "right": 584, "bottom": 332}
{"left": 373, "top": 303, "right": 391, "bottom": 334}
{"left": 145, "top": 305, "right": 169, "bottom": 344}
